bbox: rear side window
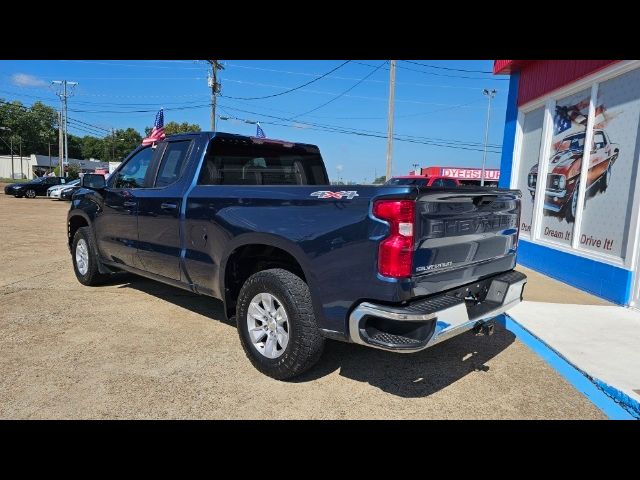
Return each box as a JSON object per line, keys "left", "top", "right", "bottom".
{"left": 442, "top": 179, "right": 458, "bottom": 187}
{"left": 431, "top": 179, "right": 444, "bottom": 187}
{"left": 155, "top": 140, "right": 192, "bottom": 187}
{"left": 198, "top": 140, "right": 328, "bottom": 186}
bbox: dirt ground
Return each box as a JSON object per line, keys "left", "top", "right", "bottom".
{"left": 0, "top": 188, "right": 605, "bottom": 419}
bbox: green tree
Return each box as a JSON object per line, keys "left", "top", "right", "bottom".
{"left": 145, "top": 121, "right": 201, "bottom": 137}
{"left": 81, "top": 135, "right": 104, "bottom": 159}
{"left": 0, "top": 99, "right": 58, "bottom": 156}
{"left": 372, "top": 175, "right": 387, "bottom": 184}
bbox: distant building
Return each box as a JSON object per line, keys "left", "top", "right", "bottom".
{"left": 408, "top": 166, "right": 500, "bottom": 187}
{"left": 0, "top": 154, "right": 110, "bottom": 179}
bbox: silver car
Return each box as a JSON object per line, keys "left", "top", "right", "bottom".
{"left": 47, "top": 179, "right": 80, "bottom": 199}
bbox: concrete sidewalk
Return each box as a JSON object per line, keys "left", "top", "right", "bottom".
{"left": 510, "top": 267, "right": 640, "bottom": 418}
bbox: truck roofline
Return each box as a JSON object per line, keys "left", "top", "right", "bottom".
{"left": 164, "top": 131, "right": 319, "bottom": 150}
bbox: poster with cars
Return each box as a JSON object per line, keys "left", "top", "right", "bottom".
{"left": 536, "top": 89, "right": 591, "bottom": 247}
{"left": 576, "top": 68, "right": 640, "bottom": 259}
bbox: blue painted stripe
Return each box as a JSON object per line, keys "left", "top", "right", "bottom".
{"left": 497, "top": 314, "right": 637, "bottom": 420}
{"left": 517, "top": 239, "right": 633, "bottom": 305}
{"left": 498, "top": 72, "right": 519, "bottom": 189}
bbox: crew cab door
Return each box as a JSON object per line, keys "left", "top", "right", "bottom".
{"left": 135, "top": 139, "right": 194, "bottom": 281}
{"left": 94, "top": 146, "right": 156, "bottom": 266}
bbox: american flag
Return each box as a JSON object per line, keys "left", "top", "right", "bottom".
{"left": 142, "top": 109, "right": 166, "bottom": 146}
{"left": 256, "top": 123, "right": 266, "bottom": 138}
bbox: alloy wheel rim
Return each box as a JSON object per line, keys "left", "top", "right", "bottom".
{"left": 246, "top": 292, "right": 289, "bottom": 359}
{"left": 75, "top": 239, "right": 89, "bottom": 275}
{"left": 26, "top": 189, "right": 35, "bottom": 198}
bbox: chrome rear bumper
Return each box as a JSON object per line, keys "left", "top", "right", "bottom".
{"left": 348, "top": 270, "right": 526, "bottom": 353}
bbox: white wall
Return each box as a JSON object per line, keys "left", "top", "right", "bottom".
{"left": 0, "top": 155, "right": 34, "bottom": 179}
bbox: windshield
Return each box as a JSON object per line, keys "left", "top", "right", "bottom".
{"left": 560, "top": 133, "right": 586, "bottom": 151}
{"left": 385, "top": 177, "right": 427, "bottom": 186}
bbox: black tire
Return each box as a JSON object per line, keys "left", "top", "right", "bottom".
{"left": 236, "top": 268, "right": 325, "bottom": 380}
{"left": 72, "top": 226, "right": 110, "bottom": 286}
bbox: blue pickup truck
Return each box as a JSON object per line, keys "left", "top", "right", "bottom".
{"left": 68, "top": 132, "right": 526, "bottom": 379}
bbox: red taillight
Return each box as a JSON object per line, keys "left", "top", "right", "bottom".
{"left": 373, "top": 200, "right": 415, "bottom": 278}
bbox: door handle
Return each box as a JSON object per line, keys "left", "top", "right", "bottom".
{"left": 123, "top": 201, "right": 137, "bottom": 208}
{"left": 161, "top": 202, "right": 178, "bottom": 210}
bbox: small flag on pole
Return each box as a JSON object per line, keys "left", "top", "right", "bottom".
{"left": 256, "top": 122, "right": 266, "bottom": 138}
{"left": 142, "top": 109, "right": 166, "bottom": 146}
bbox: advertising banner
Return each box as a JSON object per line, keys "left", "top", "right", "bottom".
{"left": 537, "top": 89, "right": 591, "bottom": 247}
{"left": 575, "top": 68, "right": 640, "bottom": 259}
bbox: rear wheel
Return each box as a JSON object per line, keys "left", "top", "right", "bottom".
{"left": 236, "top": 268, "right": 325, "bottom": 380}
{"left": 25, "top": 189, "right": 36, "bottom": 198}
{"left": 72, "top": 227, "right": 109, "bottom": 286}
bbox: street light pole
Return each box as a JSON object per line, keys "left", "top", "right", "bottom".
{"left": 385, "top": 60, "right": 396, "bottom": 181}
{"left": 481, "top": 88, "right": 497, "bottom": 187}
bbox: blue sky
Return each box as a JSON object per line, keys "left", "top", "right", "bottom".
{"left": 0, "top": 60, "right": 509, "bottom": 182}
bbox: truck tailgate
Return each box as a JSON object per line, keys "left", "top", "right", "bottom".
{"left": 412, "top": 188, "right": 521, "bottom": 294}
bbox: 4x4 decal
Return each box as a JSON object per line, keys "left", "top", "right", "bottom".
{"left": 310, "top": 191, "right": 359, "bottom": 200}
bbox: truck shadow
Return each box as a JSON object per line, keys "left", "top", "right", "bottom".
{"left": 111, "top": 274, "right": 515, "bottom": 398}
{"left": 112, "top": 274, "right": 233, "bottom": 327}
{"left": 294, "top": 326, "right": 516, "bottom": 398}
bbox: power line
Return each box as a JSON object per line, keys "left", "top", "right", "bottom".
{"left": 223, "top": 62, "right": 486, "bottom": 90}
{"left": 353, "top": 60, "right": 508, "bottom": 81}
{"left": 402, "top": 60, "right": 495, "bottom": 74}
{"left": 221, "top": 60, "right": 351, "bottom": 100}
{"left": 287, "top": 61, "right": 387, "bottom": 120}
{"left": 217, "top": 105, "right": 502, "bottom": 153}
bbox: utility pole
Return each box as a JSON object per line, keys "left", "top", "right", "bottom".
{"left": 385, "top": 60, "right": 396, "bottom": 181}
{"left": 207, "top": 61, "right": 224, "bottom": 131}
{"left": 481, "top": 88, "right": 497, "bottom": 187}
{"left": 10, "top": 136, "right": 14, "bottom": 179}
{"left": 19, "top": 138, "right": 23, "bottom": 179}
{"left": 52, "top": 80, "right": 78, "bottom": 177}
{"left": 111, "top": 129, "right": 115, "bottom": 162}
{"left": 58, "top": 111, "right": 63, "bottom": 176}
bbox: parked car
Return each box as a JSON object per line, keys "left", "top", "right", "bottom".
{"left": 527, "top": 129, "right": 619, "bottom": 221}
{"left": 48, "top": 179, "right": 80, "bottom": 200}
{"left": 60, "top": 182, "right": 82, "bottom": 201}
{"left": 4, "top": 176, "right": 67, "bottom": 198}
{"left": 67, "top": 132, "right": 526, "bottom": 379}
{"left": 385, "top": 175, "right": 461, "bottom": 187}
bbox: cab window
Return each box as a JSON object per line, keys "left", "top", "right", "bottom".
{"left": 110, "top": 147, "right": 154, "bottom": 189}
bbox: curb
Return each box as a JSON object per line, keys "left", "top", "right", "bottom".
{"left": 497, "top": 314, "right": 639, "bottom": 420}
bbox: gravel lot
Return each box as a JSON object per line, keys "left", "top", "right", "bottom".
{"left": 0, "top": 188, "right": 605, "bottom": 419}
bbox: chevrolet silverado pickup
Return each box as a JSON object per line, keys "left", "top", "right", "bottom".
{"left": 68, "top": 132, "right": 526, "bottom": 379}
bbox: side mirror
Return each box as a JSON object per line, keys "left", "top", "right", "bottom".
{"left": 81, "top": 174, "right": 106, "bottom": 189}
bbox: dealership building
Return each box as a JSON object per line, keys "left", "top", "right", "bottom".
{"left": 495, "top": 60, "right": 640, "bottom": 307}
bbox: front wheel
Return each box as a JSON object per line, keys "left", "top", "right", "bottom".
{"left": 72, "top": 226, "right": 110, "bottom": 286}
{"left": 236, "top": 268, "right": 325, "bottom": 380}
{"left": 25, "top": 189, "right": 36, "bottom": 198}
